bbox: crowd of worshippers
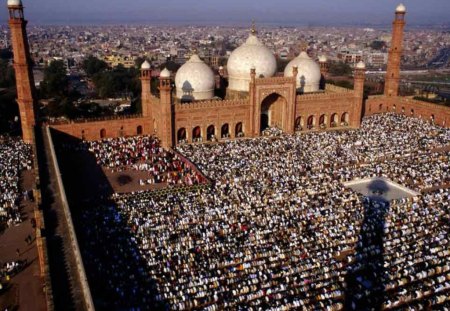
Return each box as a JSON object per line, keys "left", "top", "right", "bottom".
{"left": 78, "top": 114, "right": 449, "bottom": 310}
{"left": 0, "top": 136, "right": 32, "bottom": 230}
{"left": 80, "top": 135, "right": 205, "bottom": 186}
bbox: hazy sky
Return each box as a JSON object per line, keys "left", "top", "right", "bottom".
{"left": 1, "top": 0, "right": 449, "bottom": 26}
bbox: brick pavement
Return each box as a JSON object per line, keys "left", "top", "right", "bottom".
{"left": 0, "top": 170, "right": 47, "bottom": 311}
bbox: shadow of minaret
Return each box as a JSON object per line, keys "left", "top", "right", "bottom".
{"left": 345, "top": 179, "right": 390, "bottom": 310}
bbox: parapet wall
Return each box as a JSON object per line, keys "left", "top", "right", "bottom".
{"left": 325, "top": 83, "right": 354, "bottom": 94}
{"left": 365, "top": 96, "right": 450, "bottom": 127}
{"left": 49, "top": 116, "right": 153, "bottom": 141}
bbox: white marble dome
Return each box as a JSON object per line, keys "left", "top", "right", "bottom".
{"left": 7, "top": 0, "right": 22, "bottom": 6}
{"left": 396, "top": 3, "right": 406, "bottom": 13}
{"left": 227, "top": 33, "right": 277, "bottom": 92}
{"left": 160, "top": 67, "right": 171, "bottom": 78}
{"left": 284, "top": 51, "right": 321, "bottom": 93}
{"left": 318, "top": 55, "right": 327, "bottom": 63}
{"left": 175, "top": 54, "right": 215, "bottom": 101}
{"left": 141, "top": 60, "right": 151, "bottom": 70}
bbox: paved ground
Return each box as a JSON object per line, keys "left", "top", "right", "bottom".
{"left": 0, "top": 170, "right": 47, "bottom": 311}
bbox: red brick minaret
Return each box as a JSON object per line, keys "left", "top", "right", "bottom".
{"left": 158, "top": 68, "right": 173, "bottom": 148}
{"left": 353, "top": 61, "right": 366, "bottom": 127}
{"left": 384, "top": 3, "right": 406, "bottom": 97}
{"left": 140, "top": 60, "right": 152, "bottom": 118}
{"left": 8, "top": 0, "right": 36, "bottom": 143}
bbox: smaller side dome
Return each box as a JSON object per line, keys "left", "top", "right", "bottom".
{"left": 356, "top": 61, "right": 366, "bottom": 69}
{"left": 160, "top": 68, "right": 171, "bottom": 78}
{"left": 7, "top": 0, "right": 22, "bottom": 6}
{"left": 175, "top": 54, "right": 215, "bottom": 101}
{"left": 396, "top": 3, "right": 406, "bottom": 13}
{"left": 284, "top": 51, "right": 321, "bottom": 93}
{"left": 141, "top": 60, "right": 151, "bottom": 70}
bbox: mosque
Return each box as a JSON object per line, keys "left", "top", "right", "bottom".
{"left": 6, "top": 0, "right": 450, "bottom": 147}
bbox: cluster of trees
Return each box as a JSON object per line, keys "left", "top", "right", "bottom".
{"left": 82, "top": 56, "right": 141, "bottom": 99}
{"left": 39, "top": 56, "right": 144, "bottom": 118}
{"left": 370, "top": 40, "right": 387, "bottom": 51}
{"left": 328, "top": 61, "right": 353, "bottom": 76}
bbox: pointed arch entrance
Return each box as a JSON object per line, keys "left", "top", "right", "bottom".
{"left": 260, "top": 93, "right": 287, "bottom": 133}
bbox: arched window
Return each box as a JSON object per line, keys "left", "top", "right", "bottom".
{"left": 410, "top": 109, "right": 414, "bottom": 116}
{"left": 379, "top": 104, "right": 383, "bottom": 111}
{"left": 81, "top": 130, "right": 86, "bottom": 140}
{"left": 235, "top": 122, "right": 244, "bottom": 137}
{"left": 207, "top": 125, "right": 215, "bottom": 141}
{"left": 100, "top": 128, "right": 106, "bottom": 139}
{"left": 221, "top": 124, "right": 230, "bottom": 138}
{"left": 119, "top": 126, "right": 124, "bottom": 137}
{"left": 137, "top": 125, "right": 143, "bottom": 135}
{"left": 177, "top": 128, "right": 187, "bottom": 143}
{"left": 393, "top": 104, "right": 396, "bottom": 111}
{"left": 401, "top": 107, "right": 405, "bottom": 113}
{"left": 192, "top": 126, "right": 202, "bottom": 142}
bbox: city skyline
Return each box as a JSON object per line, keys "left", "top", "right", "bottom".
{"left": 1, "top": 0, "right": 450, "bottom": 26}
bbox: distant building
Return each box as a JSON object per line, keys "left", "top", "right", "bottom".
{"left": 366, "top": 53, "right": 388, "bottom": 68}
{"left": 338, "top": 49, "right": 363, "bottom": 65}
{"left": 103, "top": 55, "right": 135, "bottom": 68}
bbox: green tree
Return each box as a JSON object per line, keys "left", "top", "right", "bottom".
{"left": 328, "top": 61, "right": 352, "bottom": 76}
{"left": 82, "top": 56, "right": 108, "bottom": 78}
{"left": 92, "top": 64, "right": 140, "bottom": 99}
{"left": 370, "top": 40, "right": 386, "bottom": 51}
{"left": 0, "top": 59, "right": 15, "bottom": 88}
{"left": 40, "top": 60, "right": 68, "bottom": 98}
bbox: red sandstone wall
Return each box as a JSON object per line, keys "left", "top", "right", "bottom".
{"left": 174, "top": 100, "right": 251, "bottom": 142}
{"left": 50, "top": 117, "right": 153, "bottom": 141}
{"left": 295, "top": 92, "right": 359, "bottom": 129}
{"left": 365, "top": 96, "right": 450, "bottom": 128}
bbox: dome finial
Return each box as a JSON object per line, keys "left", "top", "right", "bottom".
{"left": 251, "top": 20, "right": 257, "bottom": 35}
{"left": 300, "top": 42, "right": 308, "bottom": 53}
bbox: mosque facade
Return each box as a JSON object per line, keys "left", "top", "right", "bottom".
{"left": 7, "top": 1, "right": 450, "bottom": 147}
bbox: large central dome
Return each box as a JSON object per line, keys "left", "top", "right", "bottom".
{"left": 175, "top": 54, "right": 215, "bottom": 101}
{"left": 227, "top": 33, "right": 277, "bottom": 92}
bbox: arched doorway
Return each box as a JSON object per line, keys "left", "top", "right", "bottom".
{"left": 207, "top": 125, "right": 215, "bottom": 141}
{"left": 221, "top": 124, "right": 229, "bottom": 138}
{"left": 137, "top": 125, "right": 143, "bottom": 135}
{"left": 330, "top": 113, "right": 338, "bottom": 127}
{"left": 235, "top": 122, "right": 243, "bottom": 137}
{"left": 319, "top": 114, "right": 327, "bottom": 128}
{"left": 260, "top": 93, "right": 286, "bottom": 133}
{"left": 260, "top": 113, "right": 269, "bottom": 132}
{"left": 410, "top": 109, "right": 414, "bottom": 116}
{"left": 100, "top": 128, "right": 106, "bottom": 139}
{"left": 177, "top": 128, "right": 187, "bottom": 143}
{"left": 307, "top": 115, "right": 315, "bottom": 129}
{"left": 192, "top": 126, "right": 201, "bottom": 142}
{"left": 341, "top": 112, "right": 349, "bottom": 125}
{"left": 295, "top": 117, "right": 302, "bottom": 131}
